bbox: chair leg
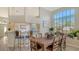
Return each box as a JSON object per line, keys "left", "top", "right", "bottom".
{"left": 63, "top": 41, "right": 66, "bottom": 50}
{"left": 59, "top": 44, "right": 62, "bottom": 51}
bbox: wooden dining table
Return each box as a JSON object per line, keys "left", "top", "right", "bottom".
{"left": 30, "top": 36, "right": 60, "bottom": 51}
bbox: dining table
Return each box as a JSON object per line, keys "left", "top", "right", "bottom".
{"left": 30, "top": 36, "right": 60, "bottom": 51}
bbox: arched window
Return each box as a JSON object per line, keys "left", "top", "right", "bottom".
{"left": 53, "top": 8, "right": 75, "bottom": 33}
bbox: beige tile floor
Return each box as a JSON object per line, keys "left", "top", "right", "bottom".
{"left": 0, "top": 36, "right": 79, "bottom": 51}
{"left": 0, "top": 36, "right": 30, "bottom": 51}
{"left": 66, "top": 37, "right": 79, "bottom": 51}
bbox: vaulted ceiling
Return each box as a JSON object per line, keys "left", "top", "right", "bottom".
{"left": 0, "top": 7, "right": 60, "bottom": 23}
{"left": 43, "top": 7, "right": 60, "bottom": 11}
{"left": 0, "top": 7, "right": 60, "bottom": 17}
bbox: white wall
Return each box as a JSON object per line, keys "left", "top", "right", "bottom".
{"left": 25, "top": 7, "right": 39, "bottom": 17}
{"left": 0, "top": 7, "right": 8, "bottom": 37}
{"left": 9, "top": 7, "right": 40, "bottom": 23}
{"left": 25, "top": 7, "right": 40, "bottom": 24}
{"left": 0, "top": 7, "right": 8, "bottom": 17}
{"left": 9, "top": 7, "right": 25, "bottom": 23}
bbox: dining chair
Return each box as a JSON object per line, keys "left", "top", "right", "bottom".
{"left": 46, "top": 35, "right": 62, "bottom": 51}
{"left": 30, "top": 41, "right": 44, "bottom": 51}
{"left": 53, "top": 37, "right": 62, "bottom": 51}
{"left": 30, "top": 40, "right": 37, "bottom": 51}
{"left": 30, "top": 36, "right": 44, "bottom": 51}
{"left": 46, "top": 37, "right": 55, "bottom": 51}
{"left": 36, "top": 42, "right": 44, "bottom": 51}
{"left": 36, "top": 33, "right": 42, "bottom": 38}
{"left": 61, "top": 34, "right": 66, "bottom": 51}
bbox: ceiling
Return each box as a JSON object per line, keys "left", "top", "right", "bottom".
{"left": 43, "top": 7, "right": 60, "bottom": 11}
{"left": 0, "top": 7, "right": 60, "bottom": 18}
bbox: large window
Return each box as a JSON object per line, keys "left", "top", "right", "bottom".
{"left": 53, "top": 8, "right": 75, "bottom": 33}
{"left": 40, "top": 16, "right": 49, "bottom": 34}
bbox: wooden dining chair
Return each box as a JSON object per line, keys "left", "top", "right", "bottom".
{"left": 46, "top": 43, "right": 53, "bottom": 51}
{"left": 46, "top": 37, "right": 55, "bottom": 51}
{"left": 30, "top": 40, "right": 37, "bottom": 51}
{"left": 52, "top": 38, "right": 62, "bottom": 51}
{"left": 46, "top": 35, "right": 62, "bottom": 51}
{"left": 61, "top": 34, "right": 66, "bottom": 51}
{"left": 30, "top": 36, "right": 44, "bottom": 51}
{"left": 36, "top": 43, "right": 44, "bottom": 51}
{"left": 36, "top": 33, "right": 42, "bottom": 38}
{"left": 30, "top": 40, "right": 44, "bottom": 51}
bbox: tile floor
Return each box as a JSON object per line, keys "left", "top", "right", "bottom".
{"left": 0, "top": 36, "right": 30, "bottom": 51}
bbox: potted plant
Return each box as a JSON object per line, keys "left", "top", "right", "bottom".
{"left": 76, "top": 32, "right": 79, "bottom": 40}
{"left": 68, "top": 33, "right": 74, "bottom": 39}
{"left": 49, "top": 27, "right": 54, "bottom": 33}
{"left": 48, "top": 27, "right": 54, "bottom": 39}
{"left": 68, "top": 30, "right": 79, "bottom": 39}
